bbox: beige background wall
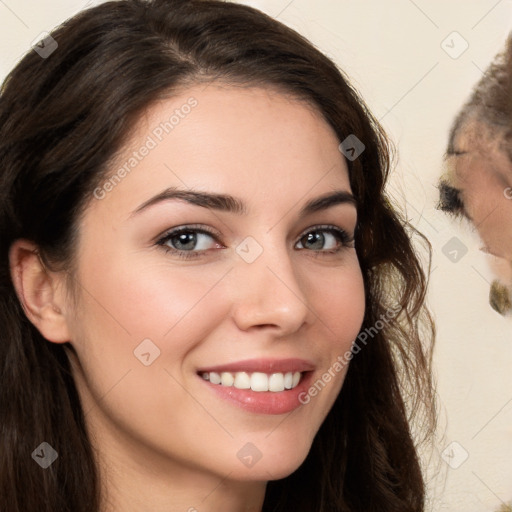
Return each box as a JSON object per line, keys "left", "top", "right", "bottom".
{"left": 1, "top": 1, "right": 511, "bottom": 510}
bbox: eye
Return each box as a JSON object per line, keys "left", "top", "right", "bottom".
{"left": 156, "top": 225, "right": 223, "bottom": 259}
{"left": 437, "top": 181, "right": 467, "bottom": 219}
{"left": 295, "top": 225, "right": 354, "bottom": 253}
{"left": 156, "top": 224, "right": 355, "bottom": 261}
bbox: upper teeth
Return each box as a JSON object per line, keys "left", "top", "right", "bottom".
{"left": 201, "top": 371, "right": 302, "bottom": 392}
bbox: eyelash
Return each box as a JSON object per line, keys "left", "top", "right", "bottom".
{"left": 156, "top": 224, "right": 355, "bottom": 260}
{"left": 440, "top": 191, "right": 465, "bottom": 218}
{"left": 438, "top": 181, "right": 473, "bottom": 221}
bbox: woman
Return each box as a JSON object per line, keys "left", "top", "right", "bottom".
{"left": 0, "top": 1, "right": 436, "bottom": 510}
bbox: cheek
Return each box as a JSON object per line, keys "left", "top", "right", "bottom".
{"left": 72, "top": 250, "right": 232, "bottom": 358}
{"left": 303, "top": 256, "right": 366, "bottom": 347}
{"left": 63, "top": 224, "right": 231, "bottom": 408}
{"left": 470, "top": 192, "right": 512, "bottom": 257}
{"left": 66, "top": 254, "right": 235, "bottom": 446}
{"left": 456, "top": 160, "right": 512, "bottom": 257}
{"left": 292, "top": 256, "right": 365, "bottom": 425}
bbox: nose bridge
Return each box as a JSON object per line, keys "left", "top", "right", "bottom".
{"left": 231, "top": 233, "right": 309, "bottom": 331}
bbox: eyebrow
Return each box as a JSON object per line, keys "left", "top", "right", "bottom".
{"left": 130, "top": 187, "right": 357, "bottom": 218}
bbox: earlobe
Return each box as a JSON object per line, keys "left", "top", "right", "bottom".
{"left": 8, "top": 239, "right": 71, "bottom": 343}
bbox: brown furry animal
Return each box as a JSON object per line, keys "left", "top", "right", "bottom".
{"left": 438, "top": 35, "right": 512, "bottom": 315}
{"left": 437, "top": 34, "right": 512, "bottom": 512}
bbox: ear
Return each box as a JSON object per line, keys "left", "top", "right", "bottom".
{"left": 9, "top": 239, "right": 71, "bottom": 343}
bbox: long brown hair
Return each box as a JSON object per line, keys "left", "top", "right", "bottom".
{"left": 0, "top": 1, "right": 436, "bottom": 510}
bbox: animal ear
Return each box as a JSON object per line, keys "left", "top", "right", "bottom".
{"left": 8, "top": 239, "right": 71, "bottom": 343}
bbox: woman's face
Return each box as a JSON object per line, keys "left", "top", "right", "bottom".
{"left": 63, "top": 84, "right": 365, "bottom": 484}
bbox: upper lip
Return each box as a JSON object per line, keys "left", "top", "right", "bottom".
{"left": 196, "top": 358, "right": 315, "bottom": 374}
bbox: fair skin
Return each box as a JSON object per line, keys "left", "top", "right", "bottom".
{"left": 9, "top": 84, "right": 365, "bottom": 511}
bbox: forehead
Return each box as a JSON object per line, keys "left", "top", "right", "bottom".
{"left": 86, "top": 83, "right": 353, "bottom": 223}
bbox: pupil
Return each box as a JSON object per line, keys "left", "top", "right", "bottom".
{"left": 175, "top": 232, "right": 196, "bottom": 250}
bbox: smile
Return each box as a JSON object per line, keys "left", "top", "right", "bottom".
{"left": 200, "top": 371, "right": 302, "bottom": 392}
{"left": 196, "top": 358, "right": 315, "bottom": 414}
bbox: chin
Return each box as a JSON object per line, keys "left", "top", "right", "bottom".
{"left": 224, "top": 437, "right": 313, "bottom": 482}
{"left": 231, "top": 455, "right": 310, "bottom": 482}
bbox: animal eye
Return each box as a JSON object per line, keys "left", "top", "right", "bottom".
{"left": 437, "top": 181, "right": 466, "bottom": 218}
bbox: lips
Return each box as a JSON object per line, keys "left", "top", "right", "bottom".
{"left": 196, "top": 358, "right": 316, "bottom": 415}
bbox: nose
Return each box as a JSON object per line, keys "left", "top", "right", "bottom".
{"left": 230, "top": 238, "right": 310, "bottom": 335}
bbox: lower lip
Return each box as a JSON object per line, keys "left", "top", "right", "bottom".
{"left": 199, "top": 372, "right": 314, "bottom": 415}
